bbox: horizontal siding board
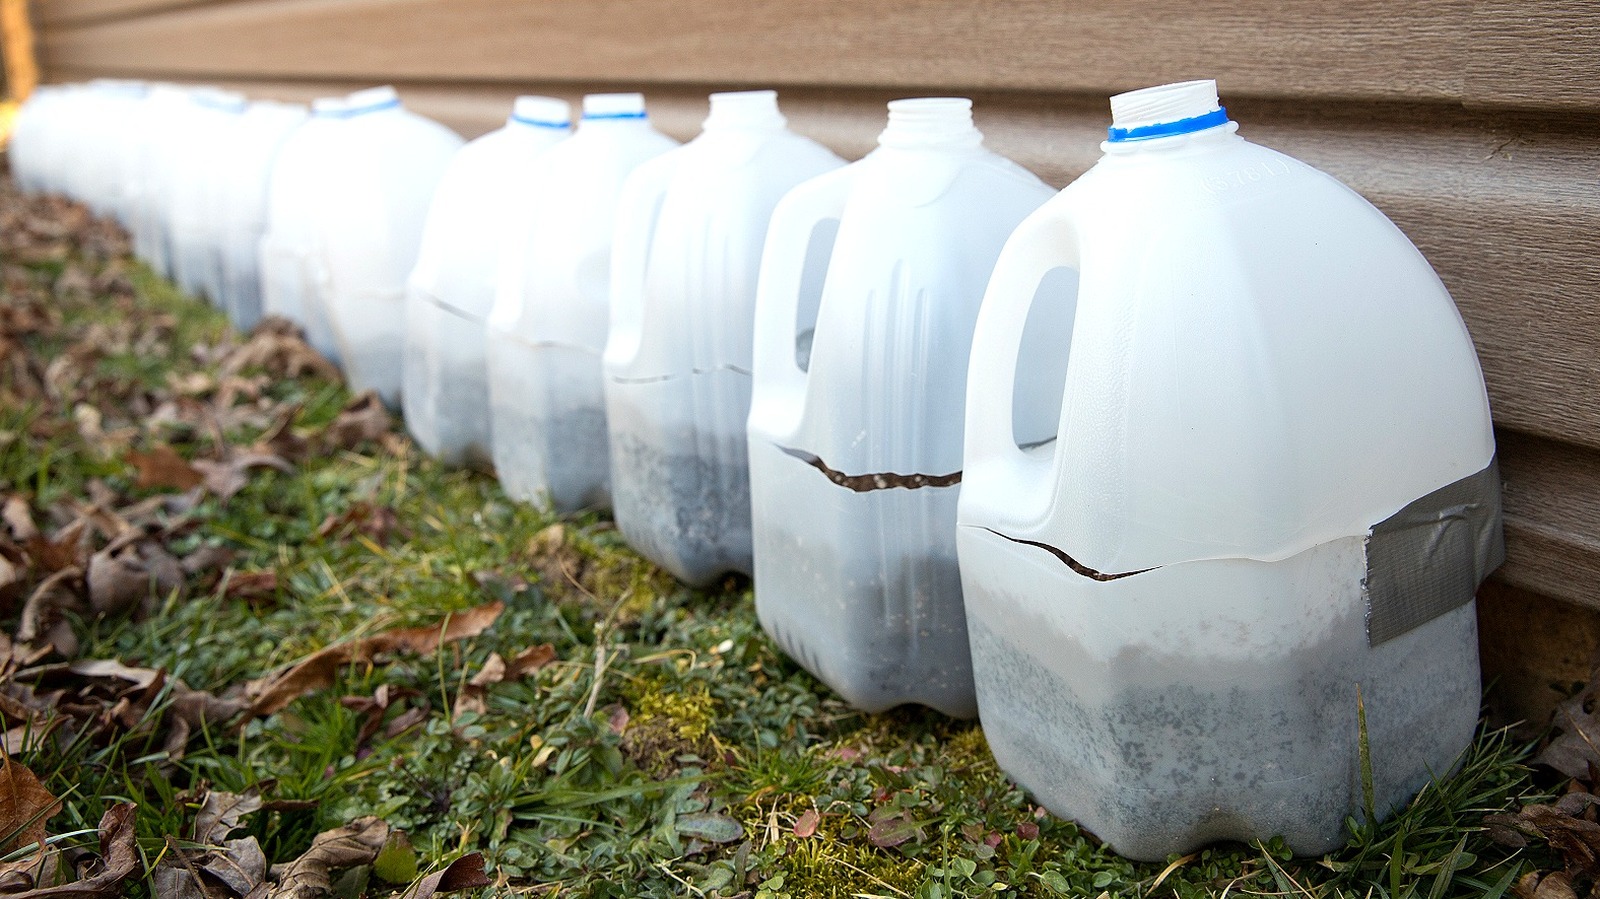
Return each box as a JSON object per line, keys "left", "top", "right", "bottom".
{"left": 1468, "top": 0, "right": 1600, "bottom": 111}
{"left": 31, "top": 0, "right": 238, "bottom": 28}
{"left": 1496, "top": 431, "right": 1600, "bottom": 607}
{"left": 33, "top": 0, "right": 1600, "bottom": 109}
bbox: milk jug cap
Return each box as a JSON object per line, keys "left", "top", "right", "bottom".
{"left": 1107, "top": 79, "right": 1230, "bottom": 142}
{"left": 582, "top": 93, "right": 647, "bottom": 120}
{"left": 341, "top": 85, "right": 402, "bottom": 117}
{"left": 703, "top": 90, "right": 785, "bottom": 130}
{"left": 511, "top": 95, "right": 571, "bottom": 129}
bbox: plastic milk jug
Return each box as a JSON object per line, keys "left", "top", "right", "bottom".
{"left": 259, "top": 95, "right": 350, "bottom": 364}
{"left": 956, "top": 80, "right": 1503, "bottom": 859}
{"left": 487, "top": 93, "right": 678, "bottom": 511}
{"left": 604, "top": 90, "right": 844, "bottom": 585}
{"left": 168, "top": 88, "right": 247, "bottom": 302}
{"left": 311, "top": 86, "right": 463, "bottom": 406}
{"left": 215, "top": 100, "right": 308, "bottom": 331}
{"left": 131, "top": 85, "right": 200, "bottom": 280}
{"left": 402, "top": 96, "right": 572, "bottom": 467}
{"left": 747, "top": 98, "right": 1053, "bottom": 717}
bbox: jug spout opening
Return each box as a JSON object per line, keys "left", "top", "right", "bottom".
{"left": 704, "top": 89, "right": 786, "bottom": 131}
{"left": 1107, "top": 79, "right": 1230, "bottom": 142}
{"left": 878, "top": 97, "right": 983, "bottom": 149}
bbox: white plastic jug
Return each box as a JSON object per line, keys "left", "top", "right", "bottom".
{"left": 168, "top": 88, "right": 247, "bottom": 302}
{"left": 747, "top": 98, "right": 1053, "bottom": 718}
{"left": 215, "top": 100, "right": 308, "bottom": 331}
{"left": 8, "top": 85, "right": 58, "bottom": 195}
{"left": 487, "top": 92, "right": 679, "bottom": 511}
{"left": 311, "top": 86, "right": 463, "bottom": 406}
{"left": 402, "top": 96, "right": 572, "bottom": 467}
{"left": 259, "top": 95, "right": 349, "bottom": 364}
{"left": 129, "top": 85, "right": 196, "bottom": 278}
{"left": 956, "top": 80, "right": 1502, "bottom": 859}
{"left": 604, "top": 90, "right": 844, "bottom": 586}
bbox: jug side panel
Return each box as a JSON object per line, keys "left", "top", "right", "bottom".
{"left": 958, "top": 524, "right": 1479, "bottom": 859}
{"left": 608, "top": 372, "right": 753, "bottom": 583}
{"left": 750, "top": 438, "right": 971, "bottom": 716}
{"left": 1033, "top": 147, "right": 1495, "bottom": 571}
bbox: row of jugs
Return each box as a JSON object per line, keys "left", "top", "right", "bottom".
{"left": 413, "top": 80, "right": 1502, "bottom": 859}
{"left": 9, "top": 80, "right": 312, "bottom": 331}
{"left": 11, "top": 78, "right": 1504, "bottom": 862}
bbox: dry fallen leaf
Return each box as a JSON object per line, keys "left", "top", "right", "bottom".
{"left": 195, "top": 787, "right": 264, "bottom": 846}
{"left": 247, "top": 601, "right": 505, "bottom": 717}
{"left": 19, "top": 800, "right": 140, "bottom": 898}
{"left": 125, "top": 445, "right": 204, "bottom": 492}
{"left": 17, "top": 567, "right": 84, "bottom": 658}
{"left": 0, "top": 756, "right": 61, "bottom": 855}
{"left": 316, "top": 502, "right": 401, "bottom": 546}
{"left": 398, "top": 852, "right": 492, "bottom": 899}
{"left": 265, "top": 816, "right": 388, "bottom": 899}
{"left": 321, "top": 392, "right": 391, "bottom": 451}
{"left": 221, "top": 570, "right": 278, "bottom": 606}
{"left": 192, "top": 452, "right": 295, "bottom": 503}
{"left": 85, "top": 531, "right": 184, "bottom": 618}
{"left": 220, "top": 318, "right": 339, "bottom": 382}
{"left": 1, "top": 498, "right": 37, "bottom": 542}
{"left": 453, "top": 644, "right": 556, "bottom": 718}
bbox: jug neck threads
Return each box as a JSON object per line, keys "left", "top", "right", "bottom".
{"left": 878, "top": 98, "right": 983, "bottom": 150}
{"left": 1107, "top": 80, "right": 1231, "bottom": 142}
{"left": 703, "top": 90, "right": 786, "bottom": 132}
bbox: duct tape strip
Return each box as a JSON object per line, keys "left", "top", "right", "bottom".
{"left": 1364, "top": 457, "right": 1505, "bottom": 646}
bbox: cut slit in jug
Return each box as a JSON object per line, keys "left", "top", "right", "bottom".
{"left": 747, "top": 97, "right": 1054, "bottom": 718}
{"left": 955, "top": 79, "right": 1503, "bottom": 860}
{"left": 487, "top": 92, "right": 680, "bottom": 512}
{"left": 604, "top": 90, "right": 845, "bottom": 586}
{"left": 403, "top": 96, "right": 572, "bottom": 468}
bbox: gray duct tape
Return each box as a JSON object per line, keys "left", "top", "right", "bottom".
{"left": 1364, "top": 458, "right": 1504, "bottom": 646}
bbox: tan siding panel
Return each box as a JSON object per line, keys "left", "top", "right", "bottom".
{"left": 33, "top": 0, "right": 1600, "bottom": 109}
{"left": 1468, "top": 0, "right": 1600, "bottom": 111}
{"left": 1496, "top": 431, "right": 1600, "bottom": 608}
{"left": 32, "top": 0, "right": 236, "bottom": 28}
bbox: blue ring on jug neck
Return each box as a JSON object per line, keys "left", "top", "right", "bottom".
{"left": 329, "top": 97, "right": 401, "bottom": 118}
{"left": 1107, "top": 107, "right": 1230, "bottom": 142}
{"left": 582, "top": 110, "right": 647, "bottom": 121}
{"left": 512, "top": 114, "right": 569, "bottom": 129}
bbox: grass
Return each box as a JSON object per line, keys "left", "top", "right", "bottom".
{"left": 0, "top": 180, "right": 1565, "bottom": 897}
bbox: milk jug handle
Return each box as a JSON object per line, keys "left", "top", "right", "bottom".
{"left": 965, "top": 212, "right": 1080, "bottom": 473}
{"left": 751, "top": 167, "right": 853, "bottom": 397}
{"left": 609, "top": 154, "right": 678, "bottom": 345}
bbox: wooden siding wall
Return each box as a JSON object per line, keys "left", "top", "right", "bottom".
{"left": 30, "top": 2, "right": 1600, "bottom": 631}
